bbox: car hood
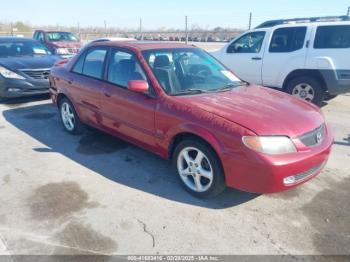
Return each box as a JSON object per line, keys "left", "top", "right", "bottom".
{"left": 0, "top": 55, "right": 61, "bottom": 70}
{"left": 176, "top": 85, "right": 324, "bottom": 137}
{"left": 49, "top": 41, "right": 82, "bottom": 48}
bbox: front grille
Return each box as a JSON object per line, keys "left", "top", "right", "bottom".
{"left": 20, "top": 69, "right": 51, "bottom": 80}
{"left": 299, "top": 124, "right": 325, "bottom": 147}
{"left": 67, "top": 48, "right": 79, "bottom": 54}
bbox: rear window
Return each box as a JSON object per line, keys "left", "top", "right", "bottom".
{"left": 269, "top": 27, "right": 307, "bottom": 53}
{"left": 72, "top": 48, "right": 107, "bottom": 79}
{"left": 314, "top": 25, "right": 350, "bottom": 49}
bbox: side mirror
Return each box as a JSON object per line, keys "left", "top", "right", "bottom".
{"left": 128, "top": 80, "right": 149, "bottom": 94}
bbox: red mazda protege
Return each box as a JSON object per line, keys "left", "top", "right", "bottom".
{"left": 49, "top": 41, "right": 333, "bottom": 198}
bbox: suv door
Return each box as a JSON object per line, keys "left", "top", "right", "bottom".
{"left": 220, "top": 31, "right": 266, "bottom": 84}
{"left": 262, "top": 26, "right": 309, "bottom": 88}
{"left": 68, "top": 47, "right": 108, "bottom": 125}
{"left": 307, "top": 24, "right": 350, "bottom": 81}
{"left": 101, "top": 48, "right": 157, "bottom": 149}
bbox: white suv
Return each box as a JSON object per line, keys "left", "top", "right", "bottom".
{"left": 211, "top": 16, "right": 350, "bottom": 105}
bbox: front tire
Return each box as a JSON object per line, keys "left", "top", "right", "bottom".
{"left": 286, "top": 77, "right": 325, "bottom": 106}
{"left": 173, "top": 139, "right": 226, "bottom": 198}
{"left": 59, "top": 97, "right": 84, "bottom": 134}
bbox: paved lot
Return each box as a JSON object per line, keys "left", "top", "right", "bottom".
{"left": 0, "top": 94, "right": 349, "bottom": 255}
{"left": 0, "top": 93, "right": 349, "bottom": 254}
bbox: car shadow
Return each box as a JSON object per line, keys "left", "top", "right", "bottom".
{"left": 2, "top": 103, "right": 259, "bottom": 209}
{"left": 0, "top": 94, "right": 50, "bottom": 106}
{"left": 334, "top": 135, "right": 350, "bottom": 147}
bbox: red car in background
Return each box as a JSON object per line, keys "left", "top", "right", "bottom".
{"left": 49, "top": 41, "right": 333, "bottom": 198}
{"left": 33, "top": 30, "right": 82, "bottom": 57}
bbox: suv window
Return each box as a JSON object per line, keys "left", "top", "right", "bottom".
{"left": 107, "top": 49, "right": 146, "bottom": 88}
{"left": 314, "top": 25, "right": 350, "bottom": 49}
{"left": 269, "top": 27, "right": 307, "bottom": 53}
{"left": 227, "top": 31, "right": 265, "bottom": 53}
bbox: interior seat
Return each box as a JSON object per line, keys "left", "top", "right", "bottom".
{"left": 153, "top": 55, "right": 181, "bottom": 94}
{"left": 110, "top": 59, "right": 144, "bottom": 87}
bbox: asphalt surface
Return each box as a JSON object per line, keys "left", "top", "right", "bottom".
{"left": 0, "top": 86, "right": 349, "bottom": 254}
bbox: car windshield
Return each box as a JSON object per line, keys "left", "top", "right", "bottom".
{"left": 0, "top": 40, "right": 51, "bottom": 57}
{"left": 46, "top": 32, "right": 79, "bottom": 42}
{"left": 142, "top": 48, "right": 243, "bottom": 95}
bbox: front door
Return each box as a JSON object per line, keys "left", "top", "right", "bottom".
{"left": 220, "top": 31, "right": 266, "bottom": 84}
{"left": 100, "top": 48, "right": 157, "bottom": 148}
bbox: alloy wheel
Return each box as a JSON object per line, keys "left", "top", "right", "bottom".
{"left": 60, "top": 102, "right": 75, "bottom": 131}
{"left": 177, "top": 147, "right": 214, "bottom": 192}
{"left": 292, "top": 83, "right": 315, "bottom": 102}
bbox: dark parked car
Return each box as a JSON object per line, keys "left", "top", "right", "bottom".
{"left": 0, "top": 37, "right": 61, "bottom": 99}
{"left": 33, "top": 30, "right": 82, "bottom": 57}
{"left": 50, "top": 41, "right": 333, "bottom": 198}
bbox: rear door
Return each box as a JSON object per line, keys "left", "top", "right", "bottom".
{"left": 100, "top": 48, "right": 157, "bottom": 148}
{"left": 262, "top": 26, "right": 309, "bottom": 88}
{"left": 68, "top": 47, "right": 108, "bottom": 126}
{"left": 307, "top": 24, "right": 350, "bottom": 77}
{"left": 220, "top": 30, "right": 267, "bottom": 84}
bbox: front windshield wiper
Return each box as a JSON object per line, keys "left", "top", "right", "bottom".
{"left": 214, "top": 82, "right": 245, "bottom": 92}
{"left": 172, "top": 88, "right": 210, "bottom": 96}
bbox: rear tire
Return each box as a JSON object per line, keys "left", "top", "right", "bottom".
{"left": 59, "top": 97, "right": 84, "bottom": 135}
{"left": 173, "top": 139, "right": 226, "bottom": 198}
{"left": 286, "top": 77, "right": 325, "bottom": 106}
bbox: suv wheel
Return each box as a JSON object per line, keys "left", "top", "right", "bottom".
{"left": 286, "top": 77, "right": 325, "bottom": 106}
{"left": 59, "top": 97, "right": 84, "bottom": 134}
{"left": 173, "top": 139, "right": 226, "bottom": 198}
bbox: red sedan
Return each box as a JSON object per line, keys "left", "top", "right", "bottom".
{"left": 49, "top": 41, "right": 333, "bottom": 198}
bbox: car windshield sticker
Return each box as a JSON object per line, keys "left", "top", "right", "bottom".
{"left": 221, "top": 70, "right": 240, "bottom": 82}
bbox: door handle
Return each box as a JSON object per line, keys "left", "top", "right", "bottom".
{"left": 251, "top": 57, "right": 262, "bottom": 61}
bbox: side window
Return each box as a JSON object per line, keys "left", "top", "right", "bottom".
{"left": 72, "top": 53, "right": 85, "bottom": 74}
{"left": 314, "top": 25, "right": 350, "bottom": 49}
{"left": 227, "top": 31, "right": 266, "bottom": 53}
{"left": 269, "top": 27, "right": 307, "bottom": 53}
{"left": 82, "top": 48, "right": 107, "bottom": 79}
{"left": 107, "top": 49, "right": 146, "bottom": 88}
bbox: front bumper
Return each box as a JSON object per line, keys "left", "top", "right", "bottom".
{"left": 222, "top": 124, "right": 334, "bottom": 193}
{"left": 0, "top": 78, "right": 50, "bottom": 98}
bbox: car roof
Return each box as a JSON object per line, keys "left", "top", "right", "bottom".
{"left": 91, "top": 41, "right": 196, "bottom": 51}
{"left": 255, "top": 20, "right": 350, "bottom": 30}
{"left": 0, "top": 37, "right": 37, "bottom": 42}
{"left": 34, "top": 30, "right": 72, "bottom": 33}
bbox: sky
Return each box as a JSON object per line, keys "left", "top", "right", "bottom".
{"left": 1, "top": 0, "right": 349, "bottom": 30}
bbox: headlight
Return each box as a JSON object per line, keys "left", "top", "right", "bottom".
{"left": 56, "top": 48, "right": 70, "bottom": 55}
{"left": 242, "top": 136, "right": 297, "bottom": 155}
{"left": 0, "top": 66, "right": 25, "bottom": 80}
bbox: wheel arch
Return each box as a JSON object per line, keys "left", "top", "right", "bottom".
{"left": 56, "top": 93, "right": 69, "bottom": 107}
{"left": 168, "top": 129, "right": 223, "bottom": 167}
{"left": 282, "top": 69, "right": 327, "bottom": 92}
